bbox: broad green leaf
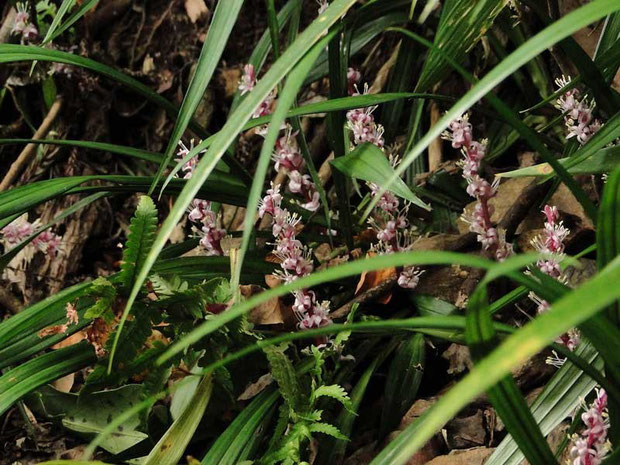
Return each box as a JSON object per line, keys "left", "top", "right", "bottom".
{"left": 368, "top": 256, "right": 620, "bottom": 465}
{"left": 120, "top": 196, "right": 158, "bottom": 292}
{"left": 143, "top": 375, "right": 213, "bottom": 465}
{"left": 330, "top": 143, "right": 430, "bottom": 210}
{"left": 151, "top": 0, "right": 244, "bottom": 192}
{"left": 110, "top": 0, "right": 359, "bottom": 372}
{"left": 0, "top": 342, "right": 95, "bottom": 416}
{"left": 498, "top": 145, "right": 620, "bottom": 178}
{"left": 63, "top": 385, "right": 148, "bottom": 455}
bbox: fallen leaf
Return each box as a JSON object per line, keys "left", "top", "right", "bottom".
{"left": 52, "top": 373, "right": 75, "bottom": 393}
{"left": 219, "top": 68, "right": 242, "bottom": 98}
{"left": 238, "top": 373, "right": 273, "bottom": 401}
{"left": 355, "top": 252, "right": 396, "bottom": 304}
{"left": 426, "top": 447, "right": 494, "bottom": 465}
{"left": 442, "top": 343, "right": 473, "bottom": 375}
{"left": 185, "top": 0, "right": 208, "bottom": 23}
{"left": 241, "top": 285, "right": 286, "bottom": 325}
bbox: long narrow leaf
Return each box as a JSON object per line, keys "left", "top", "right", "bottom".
{"left": 108, "top": 0, "right": 359, "bottom": 371}
{"left": 151, "top": 0, "right": 244, "bottom": 193}
{"left": 368, "top": 256, "right": 620, "bottom": 465}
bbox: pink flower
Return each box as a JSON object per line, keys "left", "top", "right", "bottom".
{"left": 298, "top": 301, "right": 332, "bottom": 330}
{"left": 446, "top": 115, "right": 473, "bottom": 149}
{"left": 569, "top": 388, "right": 610, "bottom": 465}
{"left": 301, "top": 190, "right": 321, "bottom": 212}
{"left": 199, "top": 224, "right": 226, "bottom": 256}
{"left": 273, "top": 131, "right": 304, "bottom": 173}
{"left": 2, "top": 216, "right": 35, "bottom": 245}
{"left": 258, "top": 183, "right": 283, "bottom": 218}
{"left": 555, "top": 76, "right": 601, "bottom": 145}
{"left": 33, "top": 230, "right": 61, "bottom": 256}
{"left": 346, "top": 84, "right": 385, "bottom": 148}
{"left": 317, "top": 0, "right": 329, "bottom": 15}
{"left": 398, "top": 266, "right": 423, "bottom": 289}
{"left": 292, "top": 290, "right": 316, "bottom": 316}
{"left": 238, "top": 64, "right": 256, "bottom": 95}
{"left": 188, "top": 199, "right": 212, "bottom": 223}
{"left": 347, "top": 68, "right": 361, "bottom": 95}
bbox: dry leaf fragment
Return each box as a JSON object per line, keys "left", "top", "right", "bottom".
{"left": 185, "top": 0, "right": 208, "bottom": 23}
{"left": 241, "top": 285, "right": 286, "bottom": 325}
{"left": 238, "top": 373, "right": 274, "bottom": 401}
{"left": 354, "top": 253, "right": 397, "bottom": 304}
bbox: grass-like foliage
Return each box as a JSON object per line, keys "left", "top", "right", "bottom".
{"left": 0, "top": 0, "right": 618, "bottom": 464}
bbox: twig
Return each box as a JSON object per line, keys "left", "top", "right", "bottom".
{"left": 0, "top": 97, "right": 63, "bottom": 191}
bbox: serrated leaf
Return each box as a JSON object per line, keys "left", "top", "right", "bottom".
{"left": 330, "top": 143, "right": 430, "bottom": 210}
{"left": 120, "top": 196, "right": 158, "bottom": 292}
{"left": 307, "top": 422, "right": 348, "bottom": 440}
{"left": 312, "top": 384, "right": 353, "bottom": 413}
{"left": 83, "top": 278, "right": 117, "bottom": 322}
{"left": 264, "top": 345, "right": 304, "bottom": 414}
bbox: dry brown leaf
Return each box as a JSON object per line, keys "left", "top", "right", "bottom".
{"left": 426, "top": 447, "right": 494, "bottom": 465}
{"left": 241, "top": 285, "right": 286, "bottom": 325}
{"left": 51, "top": 330, "right": 86, "bottom": 349}
{"left": 355, "top": 253, "right": 396, "bottom": 304}
{"left": 219, "top": 68, "right": 242, "bottom": 98}
{"left": 185, "top": 0, "right": 208, "bottom": 23}
{"left": 52, "top": 373, "right": 75, "bottom": 393}
{"left": 238, "top": 373, "right": 273, "bottom": 401}
{"left": 442, "top": 343, "right": 473, "bottom": 375}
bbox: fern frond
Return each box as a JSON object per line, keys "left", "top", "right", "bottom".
{"left": 264, "top": 345, "right": 305, "bottom": 414}
{"left": 120, "top": 196, "right": 158, "bottom": 292}
{"left": 83, "top": 277, "right": 117, "bottom": 322}
{"left": 311, "top": 384, "right": 354, "bottom": 413}
{"left": 307, "top": 422, "right": 348, "bottom": 441}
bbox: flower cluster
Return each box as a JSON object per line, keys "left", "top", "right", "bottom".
{"left": 529, "top": 205, "right": 580, "bottom": 353}
{"left": 345, "top": 75, "right": 422, "bottom": 289}
{"left": 239, "top": 64, "right": 278, "bottom": 135}
{"left": 569, "top": 388, "right": 611, "bottom": 465}
{"left": 175, "top": 141, "right": 226, "bottom": 256}
{"left": 555, "top": 76, "right": 601, "bottom": 145}
{"left": 346, "top": 84, "right": 385, "bottom": 148}
{"left": 443, "top": 114, "right": 513, "bottom": 261}
{"left": 1, "top": 214, "right": 61, "bottom": 257}
{"left": 272, "top": 128, "right": 320, "bottom": 212}
{"left": 259, "top": 183, "right": 332, "bottom": 330}
{"left": 12, "top": 3, "right": 38, "bottom": 42}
